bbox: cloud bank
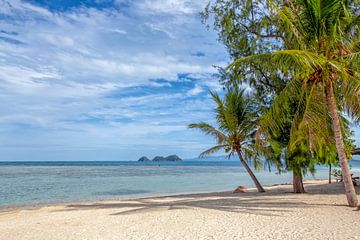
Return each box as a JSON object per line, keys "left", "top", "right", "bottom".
{"left": 0, "top": 0, "right": 229, "bottom": 160}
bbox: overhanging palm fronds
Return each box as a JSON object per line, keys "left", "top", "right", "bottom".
{"left": 228, "top": 0, "right": 360, "bottom": 206}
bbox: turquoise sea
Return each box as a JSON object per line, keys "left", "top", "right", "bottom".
{"left": 1, "top": 160, "right": 360, "bottom": 209}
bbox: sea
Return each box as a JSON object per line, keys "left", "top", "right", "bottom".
{"left": 1, "top": 159, "right": 360, "bottom": 209}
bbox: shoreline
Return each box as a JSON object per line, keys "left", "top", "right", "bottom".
{"left": 0, "top": 179, "right": 309, "bottom": 213}
{"left": 0, "top": 179, "right": 338, "bottom": 213}
{"left": 1, "top": 180, "right": 359, "bottom": 240}
{"left": 2, "top": 161, "right": 359, "bottom": 212}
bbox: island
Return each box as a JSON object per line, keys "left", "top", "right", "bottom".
{"left": 138, "top": 155, "right": 182, "bottom": 162}
{"left": 138, "top": 156, "right": 151, "bottom": 162}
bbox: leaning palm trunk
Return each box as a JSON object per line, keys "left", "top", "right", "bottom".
{"left": 236, "top": 149, "right": 265, "bottom": 192}
{"left": 293, "top": 164, "right": 305, "bottom": 193}
{"left": 189, "top": 88, "right": 266, "bottom": 194}
{"left": 325, "top": 82, "right": 358, "bottom": 207}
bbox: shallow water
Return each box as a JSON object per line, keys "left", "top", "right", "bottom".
{"left": 1, "top": 160, "right": 359, "bottom": 208}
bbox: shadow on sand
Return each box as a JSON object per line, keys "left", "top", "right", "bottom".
{"left": 53, "top": 182, "right": 357, "bottom": 217}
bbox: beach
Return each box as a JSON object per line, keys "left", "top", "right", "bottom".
{"left": 2, "top": 1, "right": 360, "bottom": 239}
{"left": 1, "top": 180, "right": 359, "bottom": 240}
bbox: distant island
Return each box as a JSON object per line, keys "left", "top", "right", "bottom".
{"left": 138, "top": 155, "right": 182, "bottom": 162}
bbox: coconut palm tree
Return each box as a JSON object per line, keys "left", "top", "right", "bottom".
{"left": 189, "top": 87, "right": 265, "bottom": 192}
{"left": 201, "top": 0, "right": 338, "bottom": 195}
{"left": 257, "top": 81, "right": 340, "bottom": 193}
{"left": 228, "top": 0, "right": 360, "bottom": 206}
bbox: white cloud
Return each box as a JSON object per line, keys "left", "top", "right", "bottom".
{"left": 187, "top": 85, "right": 204, "bottom": 96}
{"left": 0, "top": 0, "right": 227, "bottom": 160}
{"left": 0, "top": 65, "right": 60, "bottom": 85}
{"left": 135, "top": 0, "right": 208, "bottom": 15}
{"left": 0, "top": 0, "right": 224, "bottom": 87}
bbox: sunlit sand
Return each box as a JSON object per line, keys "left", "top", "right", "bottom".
{"left": 1, "top": 180, "right": 359, "bottom": 240}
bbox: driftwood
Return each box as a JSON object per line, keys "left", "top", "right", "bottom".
{"left": 233, "top": 186, "right": 247, "bottom": 193}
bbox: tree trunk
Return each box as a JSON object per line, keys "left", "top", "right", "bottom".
{"left": 236, "top": 150, "right": 265, "bottom": 192}
{"left": 293, "top": 172, "right": 305, "bottom": 193}
{"left": 293, "top": 164, "right": 305, "bottom": 193}
{"left": 329, "top": 164, "right": 332, "bottom": 184}
{"left": 325, "top": 82, "right": 358, "bottom": 207}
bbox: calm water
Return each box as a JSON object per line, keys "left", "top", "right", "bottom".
{"left": 1, "top": 160, "right": 360, "bottom": 208}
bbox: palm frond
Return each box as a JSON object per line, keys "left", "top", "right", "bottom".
{"left": 188, "top": 122, "right": 227, "bottom": 144}
{"left": 228, "top": 50, "right": 327, "bottom": 79}
{"left": 340, "top": 75, "right": 360, "bottom": 123}
{"left": 210, "top": 91, "right": 237, "bottom": 133}
{"left": 267, "top": 0, "right": 306, "bottom": 48}
{"left": 199, "top": 144, "right": 230, "bottom": 158}
{"left": 260, "top": 78, "right": 302, "bottom": 136}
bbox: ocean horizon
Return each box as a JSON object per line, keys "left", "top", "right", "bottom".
{"left": 2, "top": 160, "right": 360, "bottom": 209}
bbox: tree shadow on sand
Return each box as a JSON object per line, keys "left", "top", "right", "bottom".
{"left": 53, "top": 182, "right": 356, "bottom": 217}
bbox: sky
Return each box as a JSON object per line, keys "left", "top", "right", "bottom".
{"left": 0, "top": 0, "right": 359, "bottom": 161}
{"left": 0, "top": 0, "right": 231, "bottom": 161}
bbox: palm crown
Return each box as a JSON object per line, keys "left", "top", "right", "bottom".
{"left": 228, "top": 0, "right": 360, "bottom": 206}
{"left": 189, "top": 87, "right": 265, "bottom": 192}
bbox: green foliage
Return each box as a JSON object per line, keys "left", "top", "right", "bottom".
{"left": 202, "top": 0, "right": 359, "bottom": 177}
{"left": 247, "top": 0, "right": 360, "bottom": 166}
{"left": 201, "top": 0, "right": 288, "bottom": 104}
{"left": 189, "top": 87, "right": 265, "bottom": 170}
{"left": 332, "top": 169, "right": 341, "bottom": 178}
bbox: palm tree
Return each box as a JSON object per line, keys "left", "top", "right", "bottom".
{"left": 258, "top": 81, "right": 342, "bottom": 193}
{"left": 189, "top": 87, "right": 265, "bottom": 192}
{"left": 228, "top": 0, "right": 360, "bottom": 206}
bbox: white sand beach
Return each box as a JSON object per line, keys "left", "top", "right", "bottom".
{"left": 0, "top": 180, "right": 359, "bottom": 240}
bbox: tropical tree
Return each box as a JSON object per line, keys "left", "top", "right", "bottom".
{"left": 228, "top": 0, "right": 360, "bottom": 206}
{"left": 256, "top": 79, "right": 347, "bottom": 193}
{"left": 201, "top": 0, "right": 328, "bottom": 194}
{"left": 189, "top": 87, "right": 265, "bottom": 192}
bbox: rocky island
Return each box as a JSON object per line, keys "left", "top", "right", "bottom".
{"left": 138, "top": 155, "right": 182, "bottom": 162}
{"left": 138, "top": 156, "right": 150, "bottom": 162}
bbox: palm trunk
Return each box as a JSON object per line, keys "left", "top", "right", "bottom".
{"left": 236, "top": 149, "right": 265, "bottom": 192}
{"left": 293, "top": 164, "right": 305, "bottom": 193}
{"left": 329, "top": 164, "right": 332, "bottom": 184}
{"left": 325, "top": 82, "right": 358, "bottom": 207}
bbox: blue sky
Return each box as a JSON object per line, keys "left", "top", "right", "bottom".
{"left": 0, "top": 0, "right": 231, "bottom": 160}
{"left": 0, "top": 0, "right": 359, "bottom": 161}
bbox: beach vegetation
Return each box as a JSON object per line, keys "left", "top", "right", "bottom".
{"left": 201, "top": 0, "right": 360, "bottom": 206}
{"left": 189, "top": 87, "right": 266, "bottom": 192}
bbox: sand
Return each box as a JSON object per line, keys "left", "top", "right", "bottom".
{"left": 0, "top": 180, "right": 359, "bottom": 240}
